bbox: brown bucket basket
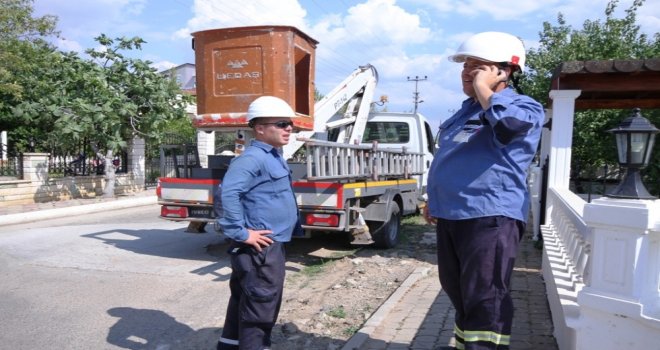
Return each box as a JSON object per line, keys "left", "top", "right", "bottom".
{"left": 192, "top": 25, "right": 318, "bottom": 130}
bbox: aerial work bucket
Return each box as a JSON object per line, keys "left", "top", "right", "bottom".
{"left": 191, "top": 25, "right": 318, "bottom": 130}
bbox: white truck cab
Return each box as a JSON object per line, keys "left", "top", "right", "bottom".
{"left": 361, "top": 112, "right": 437, "bottom": 193}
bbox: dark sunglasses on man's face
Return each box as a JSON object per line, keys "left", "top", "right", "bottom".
{"left": 261, "top": 120, "right": 294, "bottom": 129}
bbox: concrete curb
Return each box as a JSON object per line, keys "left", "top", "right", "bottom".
{"left": 341, "top": 266, "right": 431, "bottom": 350}
{"left": 0, "top": 196, "right": 157, "bottom": 226}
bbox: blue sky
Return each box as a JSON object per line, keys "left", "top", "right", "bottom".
{"left": 33, "top": 0, "right": 659, "bottom": 130}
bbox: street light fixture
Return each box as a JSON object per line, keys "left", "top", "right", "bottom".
{"left": 605, "top": 108, "right": 659, "bottom": 199}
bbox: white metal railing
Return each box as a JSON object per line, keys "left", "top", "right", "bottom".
{"left": 543, "top": 187, "right": 591, "bottom": 287}
{"left": 303, "top": 139, "right": 424, "bottom": 182}
{"left": 541, "top": 187, "right": 591, "bottom": 350}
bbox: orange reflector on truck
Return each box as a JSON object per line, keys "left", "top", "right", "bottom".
{"left": 161, "top": 206, "right": 188, "bottom": 218}
{"left": 305, "top": 213, "right": 339, "bottom": 227}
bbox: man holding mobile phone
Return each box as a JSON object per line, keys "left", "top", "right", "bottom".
{"left": 425, "top": 32, "right": 544, "bottom": 349}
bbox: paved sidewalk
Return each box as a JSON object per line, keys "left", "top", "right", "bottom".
{"left": 0, "top": 189, "right": 157, "bottom": 226}
{"left": 343, "top": 233, "right": 558, "bottom": 350}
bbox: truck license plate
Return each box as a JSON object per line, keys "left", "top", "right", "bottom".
{"left": 189, "top": 208, "right": 213, "bottom": 218}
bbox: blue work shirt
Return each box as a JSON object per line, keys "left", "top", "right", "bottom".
{"left": 427, "top": 87, "right": 544, "bottom": 222}
{"left": 219, "top": 140, "right": 301, "bottom": 242}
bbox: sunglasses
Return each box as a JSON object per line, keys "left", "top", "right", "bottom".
{"left": 260, "top": 121, "right": 294, "bottom": 129}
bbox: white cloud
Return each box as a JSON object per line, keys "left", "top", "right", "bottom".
{"left": 517, "top": 0, "right": 660, "bottom": 41}
{"left": 343, "top": 0, "right": 430, "bottom": 44}
{"left": 309, "top": 0, "right": 435, "bottom": 93}
{"left": 453, "top": 0, "right": 558, "bottom": 20}
{"left": 34, "top": 0, "right": 148, "bottom": 37}
{"left": 151, "top": 60, "right": 178, "bottom": 72}
{"left": 406, "top": 0, "right": 560, "bottom": 21}
{"left": 534, "top": 0, "right": 658, "bottom": 36}
{"left": 629, "top": 0, "right": 660, "bottom": 37}
{"left": 173, "top": 0, "right": 308, "bottom": 39}
{"left": 54, "top": 38, "right": 84, "bottom": 54}
{"left": 405, "top": 0, "right": 454, "bottom": 13}
{"left": 638, "top": 14, "right": 660, "bottom": 37}
{"left": 371, "top": 53, "right": 442, "bottom": 79}
{"left": 310, "top": 0, "right": 430, "bottom": 51}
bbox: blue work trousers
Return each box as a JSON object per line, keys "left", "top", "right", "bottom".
{"left": 217, "top": 241, "right": 286, "bottom": 350}
{"left": 435, "top": 216, "right": 524, "bottom": 350}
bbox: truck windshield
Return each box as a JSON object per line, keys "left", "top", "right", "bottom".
{"left": 362, "top": 121, "right": 410, "bottom": 143}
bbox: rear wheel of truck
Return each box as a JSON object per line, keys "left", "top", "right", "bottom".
{"left": 371, "top": 203, "right": 401, "bottom": 249}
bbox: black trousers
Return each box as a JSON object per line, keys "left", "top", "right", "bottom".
{"left": 435, "top": 216, "right": 524, "bottom": 350}
{"left": 217, "top": 241, "right": 286, "bottom": 350}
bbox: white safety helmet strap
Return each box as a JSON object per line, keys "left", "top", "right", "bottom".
{"left": 448, "top": 31, "right": 526, "bottom": 72}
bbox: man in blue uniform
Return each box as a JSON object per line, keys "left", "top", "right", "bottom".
{"left": 217, "top": 96, "right": 302, "bottom": 350}
{"left": 425, "top": 32, "right": 544, "bottom": 349}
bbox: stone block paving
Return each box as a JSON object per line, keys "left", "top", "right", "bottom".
{"left": 357, "top": 234, "right": 558, "bottom": 350}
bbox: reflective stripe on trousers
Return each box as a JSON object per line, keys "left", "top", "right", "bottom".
{"left": 454, "top": 324, "right": 511, "bottom": 349}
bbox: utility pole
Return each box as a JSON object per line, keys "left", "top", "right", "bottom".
{"left": 407, "top": 75, "right": 427, "bottom": 114}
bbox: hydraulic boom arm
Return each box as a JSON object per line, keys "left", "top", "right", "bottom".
{"left": 283, "top": 64, "right": 379, "bottom": 159}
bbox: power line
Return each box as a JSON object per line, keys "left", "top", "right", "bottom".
{"left": 407, "top": 75, "right": 427, "bottom": 114}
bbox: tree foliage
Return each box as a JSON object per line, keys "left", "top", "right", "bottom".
{"left": 1, "top": 0, "right": 194, "bottom": 153}
{"left": 520, "top": 0, "right": 660, "bottom": 195}
{"left": 0, "top": 0, "right": 59, "bottom": 148}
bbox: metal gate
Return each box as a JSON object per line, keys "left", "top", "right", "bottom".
{"left": 145, "top": 133, "right": 197, "bottom": 188}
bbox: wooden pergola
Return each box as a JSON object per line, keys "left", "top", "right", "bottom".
{"left": 539, "top": 58, "right": 660, "bottom": 199}
{"left": 549, "top": 58, "right": 660, "bottom": 110}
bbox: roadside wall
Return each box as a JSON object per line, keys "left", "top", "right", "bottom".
{"left": 0, "top": 137, "right": 146, "bottom": 207}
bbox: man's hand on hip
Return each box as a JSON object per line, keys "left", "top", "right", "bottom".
{"left": 244, "top": 229, "right": 274, "bottom": 252}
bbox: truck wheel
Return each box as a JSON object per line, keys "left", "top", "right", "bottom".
{"left": 371, "top": 203, "right": 401, "bottom": 249}
{"left": 186, "top": 221, "right": 207, "bottom": 233}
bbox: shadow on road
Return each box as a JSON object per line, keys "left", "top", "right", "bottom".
{"left": 83, "top": 227, "right": 224, "bottom": 261}
{"left": 107, "top": 306, "right": 219, "bottom": 349}
{"left": 106, "top": 306, "right": 344, "bottom": 350}
{"left": 82, "top": 215, "right": 438, "bottom": 283}
{"left": 82, "top": 227, "right": 233, "bottom": 281}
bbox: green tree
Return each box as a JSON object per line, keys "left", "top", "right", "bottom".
{"left": 53, "top": 35, "right": 190, "bottom": 195}
{"left": 521, "top": 0, "right": 660, "bottom": 195}
{"left": 1, "top": 0, "right": 192, "bottom": 197}
{"left": 0, "top": 0, "right": 59, "bottom": 151}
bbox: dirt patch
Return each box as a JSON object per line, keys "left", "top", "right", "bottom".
{"left": 269, "top": 215, "right": 438, "bottom": 350}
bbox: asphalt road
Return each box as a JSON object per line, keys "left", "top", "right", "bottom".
{"left": 0, "top": 204, "right": 231, "bottom": 350}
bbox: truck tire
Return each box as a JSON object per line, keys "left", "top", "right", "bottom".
{"left": 371, "top": 203, "right": 401, "bottom": 249}
{"left": 186, "top": 221, "right": 207, "bottom": 233}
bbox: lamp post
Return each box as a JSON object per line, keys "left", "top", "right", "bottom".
{"left": 605, "top": 108, "right": 659, "bottom": 199}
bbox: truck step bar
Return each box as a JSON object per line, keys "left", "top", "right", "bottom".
{"left": 303, "top": 139, "right": 424, "bottom": 182}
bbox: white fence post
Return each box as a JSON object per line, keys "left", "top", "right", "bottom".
{"left": 547, "top": 90, "right": 581, "bottom": 190}
{"left": 1, "top": 131, "right": 7, "bottom": 161}
{"left": 129, "top": 136, "right": 145, "bottom": 188}
{"left": 579, "top": 197, "right": 660, "bottom": 349}
{"left": 197, "top": 130, "right": 215, "bottom": 168}
{"left": 21, "top": 153, "right": 49, "bottom": 183}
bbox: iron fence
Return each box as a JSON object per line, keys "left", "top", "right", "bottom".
{"left": 570, "top": 162, "right": 625, "bottom": 202}
{"left": 145, "top": 133, "right": 197, "bottom": 187}
{"left": 48, "top": 151, "right": 128, "bottom": 177}
{"left": 145, "top": 157, "right": 160, "bottom": 188}
{"left": 0, "top": 146, "right": 23, "bottom": 180}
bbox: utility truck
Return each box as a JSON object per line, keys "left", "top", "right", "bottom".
{"left": 157, "top": 26, "right": 436, "bottom": 248}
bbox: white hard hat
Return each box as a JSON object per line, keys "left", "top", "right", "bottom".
{"left": 247, "top": 96, "right": 296, "bottom": 122}
{"left": 448, "top": 32, "right": 526, "bottom": 72}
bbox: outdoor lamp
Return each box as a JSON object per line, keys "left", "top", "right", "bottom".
{"left": 605, "top": 108, "right": 659, "bottom": 199}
